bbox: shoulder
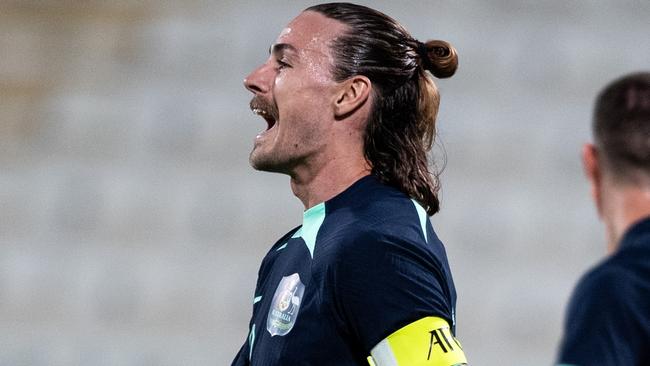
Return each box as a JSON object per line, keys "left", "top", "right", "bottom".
{"left": 570, "top": 260, "right": 630, "bottom": 310}
{"left": 257, "top": 226, "right": 301, "bottom": 273}
{"left": 564, "top": 257, "right": 642, "bottom": 334}
{"left": 321, "top": 188, "right": 427, "bottom": 247}
{"left": 319, "top": 215, "right": 449, "bottom": 299}
{"left": 574, "top": 251, "right": 642, "bottom": 298}
{"left": 325, "top": 176, "right": 422, "bottom": 227}
{"left": 558, "top": 257, "right": 648, "bottom": 364}
{"left": 317, "top": 216, "right": 455, "bottom": 352}
{"left": 318, "top": 218, "right": 431, "bottom": 272}
{"left": 315, "top": 190, "right": 447, "bottom": 274}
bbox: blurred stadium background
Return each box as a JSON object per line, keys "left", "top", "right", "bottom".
{"left": 1, "top": 0, "right": 649, "bottom": 365}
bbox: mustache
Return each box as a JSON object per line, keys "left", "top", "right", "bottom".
{"left": 249, "top": 96, "right": 279, "bottom": 119}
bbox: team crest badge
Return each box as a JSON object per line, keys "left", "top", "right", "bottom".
{"left": 267, "top": 273, "right": 305, "bottom": 336}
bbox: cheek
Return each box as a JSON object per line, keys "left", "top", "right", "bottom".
{"left": 273, "top": 74, "right": 303, "bottom": 106}
{"left": 274, "top": 73, "right": 287, "bottom": 89}
{"left": 274, "top": 74, "right": 335, "bottom": 120}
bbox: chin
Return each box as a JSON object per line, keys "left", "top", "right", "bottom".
{"left": 250, "top": 151, "right": 286, "bottom": 173}
{"left": 251, "top": 154, "right": 303, "bottom": 177}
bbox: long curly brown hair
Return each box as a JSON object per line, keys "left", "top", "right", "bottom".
{"left": 306, "top": 3, "right": 459, "bottom": 215}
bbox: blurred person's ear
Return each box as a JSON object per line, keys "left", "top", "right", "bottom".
{"left": 582, "top": 143, "right": 603, "bottom": 217}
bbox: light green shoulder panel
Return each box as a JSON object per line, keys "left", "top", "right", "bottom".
{"left": 411, "top": 199, "right": 429, "bottom": 243}
{"left": 294, "top": 202, "right": 326, "bottom": 258}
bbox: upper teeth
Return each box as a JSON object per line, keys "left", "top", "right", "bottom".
{"left": 253, "top": 108, "right": 268, "bottom": 116}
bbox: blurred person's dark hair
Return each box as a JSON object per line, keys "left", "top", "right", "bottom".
{"left": 594, "top": 72, "right": 650, "bottom": 184}
{"left": 306, "top": 2, "right": 458, "bottom": 215}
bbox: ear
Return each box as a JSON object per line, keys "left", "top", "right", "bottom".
{"left": 582, "top": 143, "right": 603, "bottom": 216}
{"left": 333, "top": 75, "right": 371, "bottom": 119}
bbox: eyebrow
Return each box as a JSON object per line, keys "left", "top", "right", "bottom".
{"left": 269, "top": 43, "right": 298, "bottom": 56}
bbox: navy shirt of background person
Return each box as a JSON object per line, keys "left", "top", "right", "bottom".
{"left": 557, "top": 218, "right": 650, "bottom": 364}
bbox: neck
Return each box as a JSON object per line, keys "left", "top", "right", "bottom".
{"left": 603, "top": 184, "right": 650, "bottom": 253}
{"left": 289, "top": 155, "right": 371, "bottom": 210}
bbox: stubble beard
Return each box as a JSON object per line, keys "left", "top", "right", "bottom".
{"left": 249, "top": 95, "right": 289, "bottom": 173}
{"left": 247, "top": 101, "right": 321, "bottom": 175}
{"left": 249, "top": 147, "right": 279, "bottom": 172}
{"left": 249, "top": 144, "right": 295, "bottom": 174}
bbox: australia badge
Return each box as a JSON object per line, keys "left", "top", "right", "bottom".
{"left": 267, "top": 273, "right": 305, "bottom": 336}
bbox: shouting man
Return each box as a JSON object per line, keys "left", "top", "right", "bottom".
{"left": 234, "top": 3, "right": 466, "bottom": 365}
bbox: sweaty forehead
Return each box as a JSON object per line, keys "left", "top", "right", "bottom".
{"left": 275, "top": 11, "right": 348, "bottom": 54}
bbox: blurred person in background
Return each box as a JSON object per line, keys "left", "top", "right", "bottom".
{"left": 233, "top": 2, "right": 467, "bottom": 366}
{"left": 557, "top": 72, "right": 650, "bottom": 365}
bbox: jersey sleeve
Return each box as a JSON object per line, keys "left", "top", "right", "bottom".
{"left": 329, "top": 230, "right": 454, "bottom": 354}
{"left": 557, "top": 267, "right": 642, "bottom": 365}
{"left": 369, "top": 316, "right": 467, "bottom": 366}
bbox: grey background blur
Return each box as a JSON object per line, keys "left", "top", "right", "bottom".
{"left": 2, "top": 0, "right": 649, "bottom": 365}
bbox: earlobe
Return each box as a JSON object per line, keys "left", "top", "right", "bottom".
{"left": 334, "top": 76, "right": 371, "bottom": 118}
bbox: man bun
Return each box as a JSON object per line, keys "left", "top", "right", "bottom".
{"left": 420, "top": 40, "right": 458, "bottom": 79}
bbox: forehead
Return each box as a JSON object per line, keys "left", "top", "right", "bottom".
{"left": 275, "top": 11, "right": 348, "bottom": 55}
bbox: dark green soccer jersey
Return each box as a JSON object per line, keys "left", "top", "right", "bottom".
{"left": 232, "top": 175, "right": 459, "bottom": 365}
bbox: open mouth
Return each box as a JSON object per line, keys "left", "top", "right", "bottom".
{"left": 252, "top": 107, "right": 277, "bottom": 131}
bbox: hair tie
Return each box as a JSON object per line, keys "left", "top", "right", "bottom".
{"left": 416, "top": 41, "right": 434, "bottom": 71}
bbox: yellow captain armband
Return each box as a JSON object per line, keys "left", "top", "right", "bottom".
{"left": 367, "top": 316, "right": 467, "bottom": 366}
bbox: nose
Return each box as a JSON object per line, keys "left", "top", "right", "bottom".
{"left": 244, "top": 63, "right": 271, "bottom": 94}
